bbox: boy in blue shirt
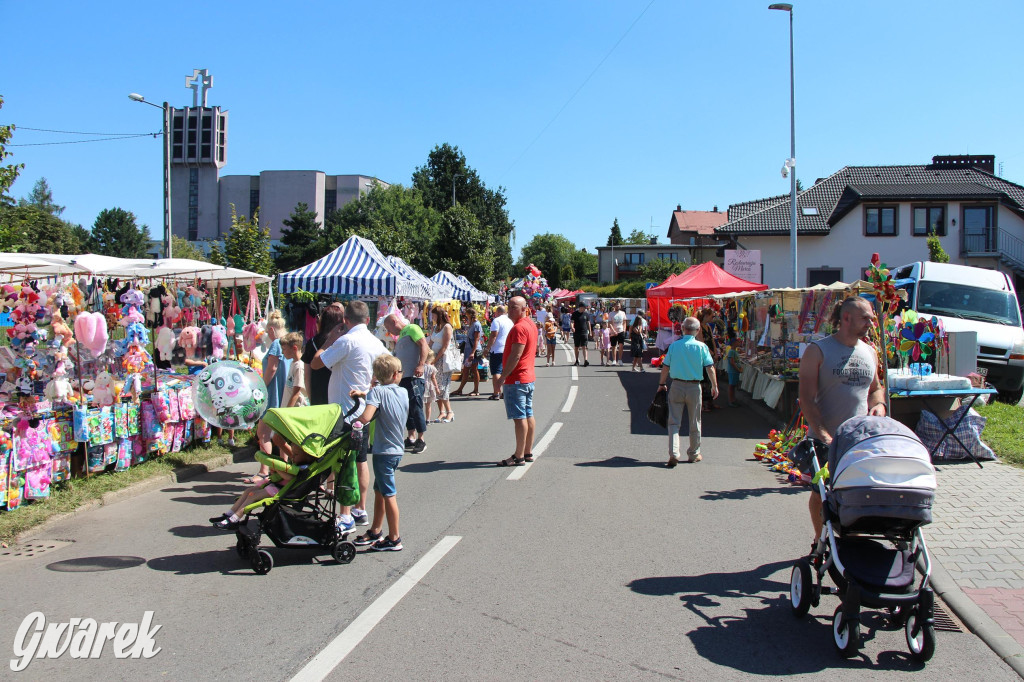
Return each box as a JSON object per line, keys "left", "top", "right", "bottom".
{"left": 351, "top": 353, "right": 409, "bottom": 552}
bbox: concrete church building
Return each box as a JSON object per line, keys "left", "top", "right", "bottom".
{"left": 167, "top": 70, "right": 387, "bottom": 248}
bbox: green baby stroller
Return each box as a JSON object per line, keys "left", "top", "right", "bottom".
{"left": 233, "top": 402, "right": 371, "bottom": 575}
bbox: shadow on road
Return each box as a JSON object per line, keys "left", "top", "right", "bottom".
{"left": 617, "top": 370, "right": 663, "bottom": 436}
{"left": 700, "top": 486, "right": 804, "bottom": 501}
{"left": 168, "top": 524, "right": 231, "bottom": 538}
{"left": 170, "top": 494, "right": 239, "bottom": 507}
{"left": 47, "top": 555, "right": 146, "bottom": 572}
{"left": 401, "top": 460, "right": 496, "bottom": 473}
{"left": 575, "top": 456, "right": 662, "bottom": 469}
{"left": 628, "top": 561, "right": 924, "bottom": 674}
{"left": 147, "top": 547, "right": 329, "bottom": 575}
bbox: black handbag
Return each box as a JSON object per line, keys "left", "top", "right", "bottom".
{"left": 647, "top": 390, "right": 668, "bottom": 428}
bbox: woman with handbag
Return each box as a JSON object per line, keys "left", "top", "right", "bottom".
{"left": 451, "top": 308, "right": 483, "bottom": 397}
{"left": 429, "top": 307, "right": 457, "bottom": 423}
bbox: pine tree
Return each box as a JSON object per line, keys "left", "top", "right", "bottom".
{"left": 607, "top": 218, "right": 623, "bottom": 246}
{"left": 275, "top": 202, "right": 324, "bottom": 272}
{"left": 19, "top": 177, "right": 65, "bottom": 216}
{"left": 92, "top": 208, "right": 149, "bottom": 258}
{"left": 222, "top": 205, "right": 274, "bottom": 276}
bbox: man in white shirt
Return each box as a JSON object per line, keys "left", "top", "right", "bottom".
{"left": 311, "top": 300, "right": 388, "bottom": 531}
{"left": 485, "top": 306, "right": 514, "bottom": 399}
{"left": 608, "top": 303, "right": 628, "bottom": 366}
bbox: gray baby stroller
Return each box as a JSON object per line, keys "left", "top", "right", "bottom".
{"left": 788, "top": 415, "right": 938, "bottom": 660}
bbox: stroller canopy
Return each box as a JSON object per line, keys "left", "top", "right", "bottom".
{"left": 262, "top": 405, "right": 348, "bottom": 459}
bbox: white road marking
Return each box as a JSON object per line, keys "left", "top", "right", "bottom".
{"left": 562, "top": 385, "right": 578, "bottom": 413}
{"left": 289, "top": 536, "right": 462, "bottom": 682}
{"left": 571, "top": 366, "right": 578, "bottom": 381}
{"left": 507, "top": 422, "right": 562, "bottom": 480}
{"left": 563, "top": 344, "right": 573, "bottom": 363}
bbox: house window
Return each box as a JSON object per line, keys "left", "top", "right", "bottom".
{"left": 962, "top": 204, "right": 996, "bottom": 252}
{"left": 249, "top": 190, "right": 260, "bottom": 220}
{"left": 808, "top": 267, "right": 842, "bottom": 287}
{"left": 656, "top": 252, "right": 679, "bottom": 262}
{"left": 623, "top": 253, "right": 645, "bottom": 265}
{"left": 324, "top": 189, "right": 337, "bottom": 216}
{"left": 913, "top": 205, "right": 946, "bottom": 236}
{"left": 188, "top": 207, "right": 198, "bottom": 241}
{"left": 865, "top": 206, "right": 897, "bottom": 236}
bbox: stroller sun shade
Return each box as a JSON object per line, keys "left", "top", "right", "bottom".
{"left": 261, "top": 405, "right": 350, "bottom": 459}
{"left": 827, "top": 416, "right": 937, "bottom": 530}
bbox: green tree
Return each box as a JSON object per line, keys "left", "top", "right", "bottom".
{"left": 70, "top": 224, "right": 97, "bottom": 252}
{"left": 324, "top": 183, "right": 442, "bottom": 274}
{"left": 275, "top": 202, "right": 325, "bottom": 273}
{"left": 411, "top": 143, "right": 515, "bottom": 278}
{"left": 568, "top": 248, "right": 598, "bottom": 280}
{"left": 221, "top": 205, "right": 275, "bottom": 276}
{"left": 171, "top": 234, "right": 209, "bottom": 262}
{"left": 19, "top": 177, "right": 64, "bottom": 216}
{"left": 607, "top": 218, "right": 623, "bottom": 246}
{"left": 435, "top": 205, "right": 493, "bottom": 288}
{"left": 517, "top": 233, "right": 580, "bottom": 289}
{"left": 91, "top": 207, "right": 150, "bottom": 258}
{"left": 927, "top": 235, "right": 950, "bottom": 263}
{"left": 0, "top": 205, "right": 82, "bottom": 253}
{"left": 639, "top": 257, "right": 687, "bottom": 283}
{"left": 625, "top": 228, "right": 656, "bottom": 245}
{"left": 0, "top": 96, "right": 23, "bottom": 206}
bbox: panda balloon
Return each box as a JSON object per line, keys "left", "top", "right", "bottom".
{"left": 192, "top": 360, "right": 269, "bottom": 430}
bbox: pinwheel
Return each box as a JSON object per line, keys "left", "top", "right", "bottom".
{"left": 900, "top": 320, "right": 935, "bottom": 361}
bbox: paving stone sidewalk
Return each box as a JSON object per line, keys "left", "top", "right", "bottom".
{"left": 931, "top": 458, "right": 1024, "bottom": 647}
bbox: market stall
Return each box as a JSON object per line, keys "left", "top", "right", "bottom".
{"left": 0, "top": 252, "right": 273, "bottom": 513}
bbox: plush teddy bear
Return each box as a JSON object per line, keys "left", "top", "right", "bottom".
{"left": 160, "top": 293, "right": 181, "bottom": 326}
{"left": 50, "top": 312, "right": 73, "bottom": 347}
{"left": 92, "top": 371, "right": 117, "bottom": 406}
{"left": 155, "top": 326, "right": 176, "bottom": 363}
{"left": 44, "top": 377, "right": 73, "bottom": 403}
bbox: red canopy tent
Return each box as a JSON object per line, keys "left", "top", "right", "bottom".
{"left": 647, "top": 261, "right": 767, "bottom": 328}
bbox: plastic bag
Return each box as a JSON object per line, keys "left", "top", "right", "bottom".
{"left": 647, "top": 390, "right": 668, "bottom": 428}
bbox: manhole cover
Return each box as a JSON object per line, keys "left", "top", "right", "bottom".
{"left": 934, "top": 601, "right": 964, "bottom": 633}
{"left": 0, "top": 540, "right": 74, "bottom": 562}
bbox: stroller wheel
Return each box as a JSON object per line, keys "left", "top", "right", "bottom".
{"left": 332, "top": 540, "right": 356, "bottom": 565}
{"left": 790, "top": 559, "right": 813, "bottom": 617}
{"left": 905, "top": 609, "right": 936, "bottom": 662}
{"left": 832, "top": 606, "right": 861, "bottom": 658}
{"left": 252, "top": 549, "right": 274, "bottom": 575}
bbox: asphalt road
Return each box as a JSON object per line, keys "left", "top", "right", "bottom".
{"left": 0, "top": 343, "right": 1017, "bottom": 680}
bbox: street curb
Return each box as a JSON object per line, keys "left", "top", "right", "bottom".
{"left": 930, "top": 550, "right": 1024, "bottom": 678}
{"left": 16, "top": 445, "right": 258, "bottom": 544}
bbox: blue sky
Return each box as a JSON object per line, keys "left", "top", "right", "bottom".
{"left": 5, "top": 0, "right": 1024, "bottom": 260}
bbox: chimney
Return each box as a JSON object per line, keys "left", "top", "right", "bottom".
{"left": 930, "top": 154, "right": 995, "bottom": 174}
{"left": 676, "top": 204, "right": 681, "bottom": 211}
{"left": 649, "top": 236, "right": 658, "bottom": 245}
{"left": 713, "top": 205, "right": 718, "bottom": 213}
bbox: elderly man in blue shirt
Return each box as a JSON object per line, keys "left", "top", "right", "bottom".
{"left": 657, "top": 316, "right": 719, "bottom": 467}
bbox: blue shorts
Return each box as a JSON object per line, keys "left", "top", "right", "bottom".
{"left": 489, "top": 352, "right": 503, "bottom": 376}
{"left": 372, "top": 454, "right": 402, "bottom": 497}
{"left": 503, "top": 382, "right": 535, "bottom": 420}
{"left": 728, "top": 370, "right": 740, "bottom": 386}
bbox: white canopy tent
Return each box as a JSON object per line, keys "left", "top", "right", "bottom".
{"left": 0, "top": 253, "right": 271, "bottom": 284}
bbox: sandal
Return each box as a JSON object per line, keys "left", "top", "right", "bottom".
{"left": 524, "top": 453, "right": 534, "bottom": 462}
{"left": 242, "top": 474, "right": 268, "bottom": 485}
{"left": 468, "top": 392, "right": 480, "bottom": 396}
{"left": 450, "top": 390, "right": 464, "bottom": 397}
{"left": 488, "top": 394, "right": 501, "bottom": 400}
{"left": 496, "top": 456, "right": 525, "bottom": 467}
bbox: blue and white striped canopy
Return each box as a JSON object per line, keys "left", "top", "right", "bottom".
{"left": 431, "top": 271, "right": 476, "bottom": 302}
{"left": 386, "top": 257, "right": 453, "bottom": 300}
{"left": 277, "top": 236, "right": 432, "bottom": 299}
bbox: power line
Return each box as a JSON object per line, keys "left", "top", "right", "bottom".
{"left": 9, "top": 132, "right": 161, "bottom": 147}
{"left": 499, "top": 0, "right": 658, "bottom": 181}
{"left": 8, "top": 125, "right": 158, "bottom": 136}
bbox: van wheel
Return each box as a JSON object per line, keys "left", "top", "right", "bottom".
{"left": 997, "top": 387, "right": 1023, "bottom": 405}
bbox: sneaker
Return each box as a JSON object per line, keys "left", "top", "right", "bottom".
{"left": 214, "top": 517, "right": 240, "bottom": 530}
{"left": 336, "top": 516, "right": 356, "bottom": 534}
{"left": 369, "top": 536, "right": 403, "bottom": 552}
{"left": 353, "top": 530, "right": 382, "bottom": 546}
{"left": 209, "top": 513, "right": 229, "bottom": 523}
{"left": 351, "top": 509, "right": 369, "bottom": 526}
{"left": 584, "top": 360, "right": 590, "bottom": 367}
{"left": 412, "top": 439, "right": 427, "bottom": 454}
{"left": 404, "top": 437, "right": 415, "bottom": 450}
{"left": 573, "top": 360, "right": 579, "bottom": 366}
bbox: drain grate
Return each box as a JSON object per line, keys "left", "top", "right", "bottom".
{"left": 934, "top": 602, "right": 963, "bottom": 633}
{"left": 0, "top": 540, "right": 73, "bottom": 562}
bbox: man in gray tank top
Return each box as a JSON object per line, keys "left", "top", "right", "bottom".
{"left": 798, "top": 296, "right": 886, "bottom": 540}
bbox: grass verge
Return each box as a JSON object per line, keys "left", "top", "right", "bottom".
{"left": 976, "top": 400, "right": 1024, "bottom": 467}
{"left": 0, "top": 441, "right": 247, "bottom": 545}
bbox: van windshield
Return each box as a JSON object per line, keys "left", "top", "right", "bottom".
{"left": 918, "top": 281, "right": 1021, "bottom": 326}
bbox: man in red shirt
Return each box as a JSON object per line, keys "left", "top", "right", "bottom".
{"left": 497, "top": 296, "right": 538, "bottom": 467}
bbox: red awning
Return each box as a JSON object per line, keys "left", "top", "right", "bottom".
{"left": 646, "top": 262, "right": 766, "bottom": 328}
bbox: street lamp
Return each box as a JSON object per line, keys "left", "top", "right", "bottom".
{"left": 452, "top": 173, "right": 463, "bottom": 208}
{"left": 769, "top": 2, "right": 797, "bottom": 287}
{"left": 129, "top": 92, "right": 172, "bottom": 259}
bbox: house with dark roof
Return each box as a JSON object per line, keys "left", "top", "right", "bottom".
{"left": 666, "top": 205, "right": 729, "bottom": 266}
{"left": 714, "top": 155, "right": 1024, "bottom": 294}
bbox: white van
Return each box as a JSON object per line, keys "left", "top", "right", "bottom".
{"left": 892, "top": 261, "right": 1024, "bottom": 403}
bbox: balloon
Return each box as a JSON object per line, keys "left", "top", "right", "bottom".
{"left": 192, "top": 360, "right": 268, "bottom": 430}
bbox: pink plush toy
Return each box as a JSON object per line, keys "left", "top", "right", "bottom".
{"left": 179, "top": 326, "right": 200, "bottom": 356}
{"left": 160, "top": 293, "right": 181, "bottom": 325}
{"left": 73, "top": 311, "right": 109, "bottom": 356}
{"left": 211, "top": 324, "right": 227, "bottom": 360}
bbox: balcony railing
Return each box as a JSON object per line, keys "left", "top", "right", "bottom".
{"left": 961, "top": 227, "right": 997, "bottom": 254}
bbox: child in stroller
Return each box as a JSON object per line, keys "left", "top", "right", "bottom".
{"left": 220, "top": 402, "right": 370, "bottom": 574}
{"left": 788, "top": 415, "right": 938, "bottom": 661}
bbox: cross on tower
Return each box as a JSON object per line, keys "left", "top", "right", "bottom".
{"left": 185, "top": 69, "right": 214, "bottom": 107}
